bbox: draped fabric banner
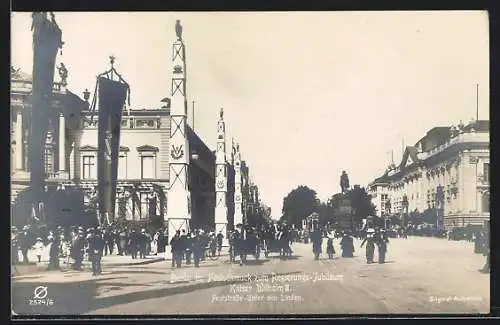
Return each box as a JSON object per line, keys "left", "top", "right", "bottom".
{"left": 29, "top": 13, "right": 62, "bottom": 210}
{"left": 97, "top": 77, "right": 128, "bottom": 224}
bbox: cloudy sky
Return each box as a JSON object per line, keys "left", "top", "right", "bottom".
{"left": 11, "top": 11, "right": 489, "bottom": 218}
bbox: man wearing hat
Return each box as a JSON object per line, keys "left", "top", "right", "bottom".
{"left": 216, "top": 230, "right": 224, "bottom": 257}
{"left": 139, "top": 229, "right": 148, "bottom": 259}
{"left": 169, "top": 230, "right": 182, "bottom": 268}
{"left": 71, "top": 227, "right": 85, "bottom": 270}
{"left": 191, "top": 229, "right": 204, "bottom": 268}
{"left": 376, "top": 229, "right": 389, "bottom": 264}
{"left": 18, "top": 225, "right": 33, "bottom": 264}
{"left": 88, "top": 228, "right": 105, "bottom": 275}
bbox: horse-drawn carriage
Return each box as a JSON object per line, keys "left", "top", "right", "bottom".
{"left": 262, "top": 229, "right": 293, "bottom": 258}
{"left": 230, "top": 230, "right": 261, "bottom": 263}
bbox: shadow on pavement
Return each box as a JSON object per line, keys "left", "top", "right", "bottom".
{"left": 12, "top": 270, "right": 304, "bottom": 315}
{"left": 268, "top": 255, "right": 301, "bottom": 260}
{"left": 106, "top": 270, "right": 166, "bottom": 276}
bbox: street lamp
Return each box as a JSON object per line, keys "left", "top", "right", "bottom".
{"left": 83, "top": 89, "right": 90, "bottom": 102}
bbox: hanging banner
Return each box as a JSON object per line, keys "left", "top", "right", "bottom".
{"left": 29, "top": 12, "right": 63, "bottom": 204}
{"left": 97, "top": 76, "right": 128, "bottom": 224}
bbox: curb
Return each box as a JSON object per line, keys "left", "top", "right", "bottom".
{"left": 112, "top": 257, "right": 165, "bottom": 266}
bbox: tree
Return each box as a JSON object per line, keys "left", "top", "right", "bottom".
{"left": 421, "top": 208, "right": 438, "bottom": 225}
{"left": 281, "top": 185, "right": 319, "bottom": 228}
{"left": 345, "top": 185, "right": 376, "bottom": 226}
{"left": 317, "top": 202, "right": 333, "bottom": 227}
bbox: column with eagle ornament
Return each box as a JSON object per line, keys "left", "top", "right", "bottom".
{"left": 214, "top": 108, "right": 229, "bottom": 246}
{"left": 167, "top": 20, "right": 191, "bottom": 243}
{"left": 233, "top": 140, "right": 244, "bottom": 226}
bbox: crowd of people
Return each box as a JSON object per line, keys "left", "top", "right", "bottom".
{"left": 11, "top": 219, "right": 489, "bottom": 275}
{"left": 11, "top": 223, "right": 226, "bottom": 275}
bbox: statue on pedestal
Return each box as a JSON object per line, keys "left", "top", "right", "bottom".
{"left": 340, "top": 171, "right": 350, "bottom": 194}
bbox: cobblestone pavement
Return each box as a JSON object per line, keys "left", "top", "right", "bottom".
{"left": 11, "top": 237, "right": 489, "bottom": 315}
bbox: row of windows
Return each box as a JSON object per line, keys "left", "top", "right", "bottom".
{"left": 82, "top": 155, "right": 156, "bottom": 180}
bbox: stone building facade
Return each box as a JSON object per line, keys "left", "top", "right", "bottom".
{"left": 368, "top": 120, "right": 489, "bottom": 229}
{"left": 10, "top": 65, "right": 237, "bottom": 229}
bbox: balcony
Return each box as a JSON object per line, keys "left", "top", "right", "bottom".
{"left": 423, "top": 132, "right": 490, "bottom": 160}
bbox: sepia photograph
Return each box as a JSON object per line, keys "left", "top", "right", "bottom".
{"left": 11, "top": 11, "right": 490, "bottom": 316}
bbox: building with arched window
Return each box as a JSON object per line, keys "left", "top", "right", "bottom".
{"left": 368, "top": 120, "right": 489, "bottom": 230}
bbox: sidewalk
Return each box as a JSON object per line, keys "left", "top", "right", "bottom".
{"left": 12, "top": 254, "right": 164, "bottom": 277}
{"left": 13, "top": 246, "right": 231, "bottom": 277}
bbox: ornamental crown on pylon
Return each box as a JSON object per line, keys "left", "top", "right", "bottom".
{"left": 173, "top": 65, "right": 183, "bottom": 74}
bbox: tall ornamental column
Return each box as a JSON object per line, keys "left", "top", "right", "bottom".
{"left": 167, "top": 20, "right": 191, "bottom": 243}
{"left": 214, "top": 108, "right": 228, "bottom": 245}
{"left": 233, "top": 141, "right": 243, "bottom": 226}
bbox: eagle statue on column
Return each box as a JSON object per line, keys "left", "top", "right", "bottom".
{"left": 175, "top": 20, "right": 183, "bottom": 41}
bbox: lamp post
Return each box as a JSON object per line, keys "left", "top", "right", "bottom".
{"left": 83, "top": 88, "right": 90, "bottom": 102}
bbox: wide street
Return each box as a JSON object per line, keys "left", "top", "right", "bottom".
{"left": 12, "top": 236, "right": 489, "bottom": 315}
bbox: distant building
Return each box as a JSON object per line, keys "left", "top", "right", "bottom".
{"left": 368, "top": 120, "right": 489, "bottom": 229}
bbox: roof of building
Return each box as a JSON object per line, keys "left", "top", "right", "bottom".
{"left": 371, "top": 120, "right": 490, "bottom": 186}
{"left": 186, "top": 125, "right": 215, "bottom": 162}
{"left": 398, "top": 146, "right": 421, "bottom": 169}
{"left": 372, "top": 172, "right": 389, "bottom": 185}
{"left": 11, "top": 67, "right": 32, "bottom": 82}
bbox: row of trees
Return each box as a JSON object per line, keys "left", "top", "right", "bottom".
{"left": 280, "top": 184, "right": 376, "bottom": 229}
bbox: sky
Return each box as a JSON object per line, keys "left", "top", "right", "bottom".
{"left": 11, "top": 11, "right": 489, "bottom": 219}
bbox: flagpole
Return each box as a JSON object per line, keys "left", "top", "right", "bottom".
{"left": 192, "top": 100, "right": 195, "bottom": 131}
{"left": 476, "top": 83, "right": 479, "bottom": 121}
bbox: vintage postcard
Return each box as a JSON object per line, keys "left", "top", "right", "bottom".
{"left": 10, "top": 11, "right": 490, "bottom": 316}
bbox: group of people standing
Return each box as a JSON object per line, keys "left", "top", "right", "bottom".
{"left": 310, "top": 228, "right": 355, "bottom": 260}
{"left": 360, "top": 228, "right": 390, "bottom": 264}
{"left": 308, "top": 227, "right": 389, "bottom": 264}
{"left": 11, "top": 223, "right": 171, "bottom": 276}
{"left": 169, "top": 229, "right": 224, "bottom": 268}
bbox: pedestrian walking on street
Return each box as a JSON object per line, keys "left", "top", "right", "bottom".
{"left": 217, "top": 231, "right": 224, "bottom": 256}
{"left": 376, "top": 230, "right": 389, "bottom": 264}
{"left": 474, "top": 232, "right": 484, "bottom": 254}
{"left": 152, "top": 231, "right": 159, "bottom": 255}
{"left": 310, "top": 228, "right": 322, "bottom": 260}
{"left": 360, "top": 229, "right": 376, "bottom": 264}
{"left": 139, "top": 229, "right": 148, "bottom": 259}
{"left": 18, "top": 226, "right": 33, "bottom": 264}
{"left": 34, "top": 237, "right": 44, "bottom": 263}
{"left": 326, "top": 238, "right": 335, "bottom": 259}
{"left": 170, "top": 230, "right": 182, "bottom": 268}
{"left": 88, "top": 229, "right": 104, "bottom": 276}
{"left": 192, "top": 230, "right": 204, "bottom": 267}
{"left": 48, "top": 232, "right": 60, "bottom": 270}
{"left": 71, "top": 228, "right": 85, "bottom": 270}
{"left": 340, "top": 231, "right": 355, "bottom": 258}
{"left": 118, "top": 228, "right": 127, "bottom": 256}
{"left": 129, "top": 229, "right": 138, "bottom": 259}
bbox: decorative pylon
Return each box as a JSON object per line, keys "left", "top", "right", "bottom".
{"left": 214, "top": 108, "right": 229, "bottom": 245}
{"left": 167, "top": 20, "right": 191, "bottom": 243}
{"left": 233, "top": 140, "right": 243, "bottom": 226}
